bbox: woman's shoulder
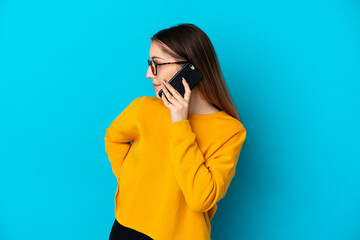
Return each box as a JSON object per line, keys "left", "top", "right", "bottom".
{"left": 132, "top": 95, "right": 160, "bottom": 104}
{"left": 127, "top": 96, "right": 163, "bottom": 114}
{"left": 128, "top": 96, "right": 159, "bottom": 106}
{"left": 214, "top": 114, "right": 246, "bottom": 137}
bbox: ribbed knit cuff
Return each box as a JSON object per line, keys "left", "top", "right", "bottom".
{"left": 169, "top": 120, "right": 194, "bottom": 137}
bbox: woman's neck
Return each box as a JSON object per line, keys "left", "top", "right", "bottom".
{"left": 188, "top": 87, "right": 220, "bottom": 115}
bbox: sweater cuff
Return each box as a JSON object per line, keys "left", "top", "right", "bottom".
{"left": 169, "top": 120, "right": 194, "bottom": 137}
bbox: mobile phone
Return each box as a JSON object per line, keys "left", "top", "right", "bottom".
{"left": 158, "top": 62, "right": 203, "bottom": 99}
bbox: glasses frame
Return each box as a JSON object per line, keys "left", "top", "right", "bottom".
{"left": 148, "top": 59, "right": 188, "bottom": 76}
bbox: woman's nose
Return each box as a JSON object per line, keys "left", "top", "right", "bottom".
{"left": 146, "top": 65, "right": 155, "bottom": 79}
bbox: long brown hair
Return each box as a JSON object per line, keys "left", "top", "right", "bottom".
{"left": 151, "top": 23, "right": 241, "bottom": 121}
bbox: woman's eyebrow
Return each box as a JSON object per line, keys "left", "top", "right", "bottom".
{"left": 151, "top": 56, "right": 165, "bottom": 60}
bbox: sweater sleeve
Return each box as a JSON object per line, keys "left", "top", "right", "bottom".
{"left": 104, "top": 97, "right": 141, "bottom": 181}
{"left": 168, "top": 119, "right": 246, "bottom": 213}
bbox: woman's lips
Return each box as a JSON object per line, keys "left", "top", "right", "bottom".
{"left": 153, "top": 84, "right": 161, "bottom": 89}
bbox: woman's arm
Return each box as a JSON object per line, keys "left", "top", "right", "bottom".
{"left": 168, "top": 119, "right": 246, "bottom": 213}
{"left": 104, "top": 97, "right": 141, "bottom": 182}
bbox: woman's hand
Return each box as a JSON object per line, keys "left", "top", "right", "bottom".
{"left": 161, "top": 77, "right": 191, "bottom": 123}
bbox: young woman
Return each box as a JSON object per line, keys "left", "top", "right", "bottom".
{"left": 105, "top": 23, "right": 247, "bottom": 240}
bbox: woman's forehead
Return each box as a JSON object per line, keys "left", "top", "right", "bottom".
{"left": 150, "top": 39, "right": 183, "bottom": 60}
{"left": 150, "top": 41, "right": 173, "bottom": 59}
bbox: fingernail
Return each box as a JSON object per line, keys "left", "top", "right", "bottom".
{"left": 164, "top": 80, "right": 167, "bottom": 83}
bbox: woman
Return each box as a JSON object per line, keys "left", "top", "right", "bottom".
{"left": 105, "top": 23, "right": 247, "bottom": 240}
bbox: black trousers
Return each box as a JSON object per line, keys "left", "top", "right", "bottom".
{"left": 109, "top": 218, "right": 153, "bottom": 240}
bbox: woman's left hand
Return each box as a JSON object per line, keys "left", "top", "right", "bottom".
{"left": 161, "top": 77, "right": 191, "bottom": 123}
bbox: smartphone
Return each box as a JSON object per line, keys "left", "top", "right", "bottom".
{"left": 158, "top": 62, "right": 203, "bottom": 99}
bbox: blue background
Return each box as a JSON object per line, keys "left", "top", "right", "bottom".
{"left": 1, "top": 0, "right": 359, "bottom": 239}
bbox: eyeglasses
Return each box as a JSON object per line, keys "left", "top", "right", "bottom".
{"left": 148, "top": 59, "right": 188, "bottom": 76}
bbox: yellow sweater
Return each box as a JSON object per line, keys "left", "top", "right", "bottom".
{"left": 104, "top": 96, "right": 246, "bottom": 240}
